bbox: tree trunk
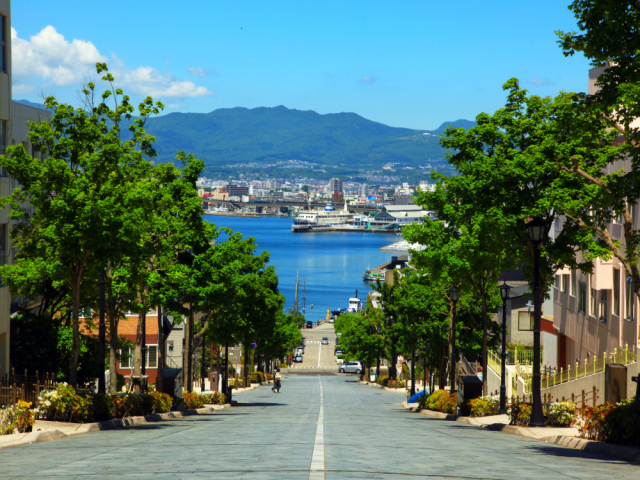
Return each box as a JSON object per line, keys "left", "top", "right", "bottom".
{"left": 423, "top": 356, "right": 428, "bottom": 393}
{"left": 481, "top": 287, "right": 489, "bottom": 396}
{"left": 133, "top": 312, "right": 143, "bottom": 394}
{"left": 69, "top": 282, "right": 81, "bottom": 388}
{"left": 108, "top": 271, "right": 119, "bottom": 394}
{"left": 184, "top": 307, "right": 193, "bottom": 393}
{"left": 410, "top": 350, "right": 416, "bottom": 396}
{"left": 156, "top": 306, "right": 164, "bottom": 393}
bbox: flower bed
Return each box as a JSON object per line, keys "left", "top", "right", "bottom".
{"left": 508, "top": 399, "right": 532, "bottom": 426}
{"left": 545, "top": 401, "right": 577, "bottom": 427}
{"left": 182, "top": 391, "right": 205, "bottom": 410}
{"left": 200, "top": 392, "right": 226, "bottom": 405}
{"left": 33, "top": 383, "right": 174, "bottom": 424}
{"left": 576, "top": 399, "right": 640, "bottom": 447}
{"left": 0, "top": 401, "right": 35, "bottom": 435}
{"left": 375, "top": 376, "right": 407, "bottom": 389}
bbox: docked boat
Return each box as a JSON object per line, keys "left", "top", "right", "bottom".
{"left": 293, "top": 203, "right": 355, "bottom": 226}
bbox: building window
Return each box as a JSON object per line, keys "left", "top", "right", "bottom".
{"left": 578, "top": 282, "right": 587, "bottom": 315}
{"left": 590, "top": 288, "right": 597, "bottom": 317}
{"left": 613, "top": 269, "right": 620, "bottom": 316}
{"left": 562, "top": 274, "right": 568, "bottom": 293}
{"left": 626, "top": 277, "right": 634, "bottom": 321}
{"left": 120, "top": 345, "right": 158, "bottom": 369}
{"left": 554, "top": 275, "right": 560, "bottom": 289}
{"left": 518, "top": 311, "right": 534, "bottom": 331}
{"left": 120, "top": 347, "right": 133, "bottom": 369}
{"left": 0, "top": 16, "right": 5, "bottom": 73}
{"left": 0, "top": 120, "right": 6, "bottom": 147}
{"left": 570, "top": 269, "right": 576, "bottom": 296}
{"left": 599, "top": 291, "right": 607, "bottom": 323}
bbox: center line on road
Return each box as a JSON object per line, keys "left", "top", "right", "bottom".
{"left": 317, "top": 341, "right": 322, "bottom": 367}
{"left": 309, "top": 381, "right": 325, "bottom": 480}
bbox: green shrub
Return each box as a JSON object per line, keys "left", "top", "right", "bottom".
{"left": 183, "top": 391, "right": 205, "bottom": 410}
{"left": 387, "top": 379, "right": 406, "bottom": 389}
{"left": 278, "top": 363, "right": 288, "bottom": 368}
{"left": 249, "top": 372, "right": 265, "bottom": 383}
{"left": 469, "top": 396, "right": 500, "bottom": 417}
{"left": 85, "top": 393, "right": 115, "bottom": 421}
{"left": 148, "top": 390, "right": 172, "bottom": 414}
{"left": 35, "top": 383, "right": 91, "bottom": 422}
{"left": 200, "top": 392, "right": 227, "bottom": 405}
{"left": 265, "top": 374, "right": 273, "bottom": 381}
{"left": 110, "top": 393, "right": 155, "bottom": 418}
{"left": 544, "top": 401, "right": 577, "bottom": 427}
{"left": 600, "top": 399, "right": 640, "bottom": 447}
{"left": 424, "top": 390, "right": 457, "bottom": 414}
{"left": 418, "top": 393, "right": 430, "bottom": 409}
{"left": 508, "top": 399, "right": 532, "bottom": 426}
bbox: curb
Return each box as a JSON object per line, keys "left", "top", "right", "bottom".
{"left": 401, "top": 402, "right": 640, "bottom": 464}
{"left": 359, "top": 380, "right": 407, "bottom": 394}
{"left": 0, "top": 404, "right": 231, "bottom": 451}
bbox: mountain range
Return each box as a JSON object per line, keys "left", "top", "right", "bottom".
{"left": 13, "top": 100, "right": 475, "bottom": 178}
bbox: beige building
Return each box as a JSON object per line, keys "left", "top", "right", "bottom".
{"left": 0, "top": 0, "right": 12, "bottom": 378}
{"left": 0, "top": 0, "right": 53, "bottom": 377}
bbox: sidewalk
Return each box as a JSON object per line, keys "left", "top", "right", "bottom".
{"left": 402, "top": 402, "right": 640, "bottom": 464}
{"left": 0, "top": 403, "right": 231, "bottom": 451}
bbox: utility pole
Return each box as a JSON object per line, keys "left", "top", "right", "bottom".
{"left": 294, "top": 269, "right": 300, "bottom": 313}
{"left": 303, "top": 278, "right": 306, "bottom": 314}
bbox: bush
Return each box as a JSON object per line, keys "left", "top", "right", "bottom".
{"left": 508, "top": 399, "right": 532, "bottom": 426}
{"left": 265, "top": 374, "right": 273, "bottom": 381}
{"left": 249, "top": 372, "right": 265, "bottom": 383}
{"left": 148, "top": 390, "right": 172, "bottom": 414}
{"left": 183, "top": 391, "right": 205, "bottom": 410}
{"left": 35, "top": 383, "right": 91, "bottom": 422}
{"left": 469, "top": 396, "right": 500, "bottom": 417}
{"left": 0, "top": 401, "right": 35, "bottom": 435}
{"left": 545, "top": 401, "right": 577, "bottom": 427}
{"left": 387, "top": 379, "right": 406, "bottom": 389}
{"left": 85, "top": 393, "right": 115, "bottom": 421}
{"left": 278, "top": 363, "right": 288, "bottom": 368}
{"left": 200, "top": 392, "right": 227, "bottom": 405}
{"left": 111, "top": 393, "right": 155, "bottom": 418}
{"left": 599, "top": 398, "right": 640, "bottom": 447}
{"left": 424, "top": 390, "right": 457, "bottom": 414}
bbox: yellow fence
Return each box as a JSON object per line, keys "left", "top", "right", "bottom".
{"left": 521, "top": 345, "right": 637, "bottom": 394}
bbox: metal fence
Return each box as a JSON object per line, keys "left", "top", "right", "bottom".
{"left": 0, "top": 367, "right": 56, "bottom": 407}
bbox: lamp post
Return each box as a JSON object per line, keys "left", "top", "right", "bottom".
{"left": 499, "top": 281, "right": 511, "bottom": 414}
{"left": 98, "top": 266, "right": 106, "bottom": 394}
{"left": 376, "top": 324, "right": 381, "bottom": 379}
{"left": 449, "top": 286, "right": 460, "bottom": 394}
{"left": 525, "top": 217, "right": 546, "bottom": 427}
{"left": 389, "top": 316, "right": 397, "bottom": 379}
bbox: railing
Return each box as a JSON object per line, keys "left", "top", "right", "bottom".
{"left": 1, "top": 367, "right": 56, "bottom": 407}
{"left": 519, "top": 345, "right": 637, "bottom": 394}
{"left": 488, "top": 348, "right": 541, "bottom": 368}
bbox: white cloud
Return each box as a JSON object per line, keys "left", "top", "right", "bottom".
{"left": 12, "top": 26, "right": 213, "bottom": 99}
{"left": 528, "top": 76, "right": 555, "bottom": 87}
{"left": 186, "top": 65, "right": 214, "bottom": 77}
{"left": 360, "top": 75, "right": 376, "bottom": 85}
{"left": 12, "top": 83, "right": 37, "bottom": 95}
{"left": 167, "top": 103, "right": 183, "bottom": 109}
{"left": 12, "top": 26, "right": 106, "bottom": 86}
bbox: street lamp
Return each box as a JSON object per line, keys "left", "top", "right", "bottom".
{"left": 498, "top": 281, "right": 511, "bottom": 414}
{"left": 525, "top": 217, "right": 546, "bottom": 427}
{"left": 376, "top": 324, "right": 382, "bottom": 380}
{"left": 449, "top": 286, "right": 460, "bottom": 395}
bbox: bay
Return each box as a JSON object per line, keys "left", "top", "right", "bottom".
{"left": 203, "top": 215, "right": 395, "bottom": 322}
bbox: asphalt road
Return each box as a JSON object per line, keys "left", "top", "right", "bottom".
{"left": 1, "top": 376, "right": 639, "bottom": 479}
{"left": 292, "top": 323, "right": 338, "bottom": 369}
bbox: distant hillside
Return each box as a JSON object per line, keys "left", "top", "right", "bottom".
{"left": 125, "top": 106, "right": 475, "bottom": 173}
{"left": 434, "top": 119, "right": 477, "bottom": 133}
{"left": 13, "top": 99, "right": 47, "bottom": 110}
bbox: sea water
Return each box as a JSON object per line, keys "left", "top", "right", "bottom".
{"left": 204, "top": 215, "right": 394, "bottom": 322}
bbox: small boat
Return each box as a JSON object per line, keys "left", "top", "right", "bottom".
{"left": 363, "top": 270, "right": 385, "bottom": 281}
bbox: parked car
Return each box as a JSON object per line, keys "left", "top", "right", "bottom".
{"left": 334, "top": 348, "right": 344, "bottom": 356}
{"left": 335, "top": 337, "right": 340, "bottom": 345}
{"left": 339, "top": 361, "right": 363, "bottom": 374}
{"left": 296, "top": 347, "right": 304, "bottom": 355}
{"left": 305, "top": 321, "right": 313, "bottom": 329}
{"left": 294, "top": 354, "right": 303, "bottom": 363}
{"left": 301, "top": 337, "right": 306, "bottom": 345}
{"left": 321, "top": 337, "right": 329, "bottom": 345}
{"left": 329, "top": 317, "right": 334, "bottom": 324}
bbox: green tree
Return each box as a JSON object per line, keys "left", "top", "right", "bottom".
{"left": 0, "top": 63, "right": 163, "bottom": 387}
{"left": 334, "top": 311, "right": 380, "bottom": 376}
{"left": 554, "top": 1, "right": 640, "bottom": 301}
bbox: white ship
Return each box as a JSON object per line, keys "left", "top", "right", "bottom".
{"left": 293, "top": 203, "right": 355, "bottom": 226}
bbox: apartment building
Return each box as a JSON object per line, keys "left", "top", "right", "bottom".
{"left": 550, "top": 68, "right": 640, "bottom": 369}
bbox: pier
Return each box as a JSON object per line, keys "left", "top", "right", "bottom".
{"left": 291, "top": 224, "right": 398, "bottom": 234}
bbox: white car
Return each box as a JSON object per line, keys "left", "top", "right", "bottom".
{"left": 339, "top": 361, "right": 363, "bottom": 374}
{"left": 329, "top": 317, "right": 334, "bottom": 323}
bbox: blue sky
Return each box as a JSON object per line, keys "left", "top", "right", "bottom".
{"left": 12, "top": 0, "right": 590, "bottom": 130}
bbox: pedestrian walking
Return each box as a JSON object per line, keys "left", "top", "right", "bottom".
{"left": 273, "top": 368, "right": 282, "bottom": 393}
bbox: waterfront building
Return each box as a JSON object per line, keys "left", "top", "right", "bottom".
{"left": 227, "top": 184, "right": 249, "bottom": 197}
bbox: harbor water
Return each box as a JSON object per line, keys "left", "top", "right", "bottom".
{"left": 204, "top": 215, "right": 394, "bottom": 322}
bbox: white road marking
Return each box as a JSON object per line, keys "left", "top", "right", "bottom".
{"left": 317, "top": 341, "right": 322, "bottom": 367}
{"left": 309, "top": 381, "right": 325, "bottom": 480}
